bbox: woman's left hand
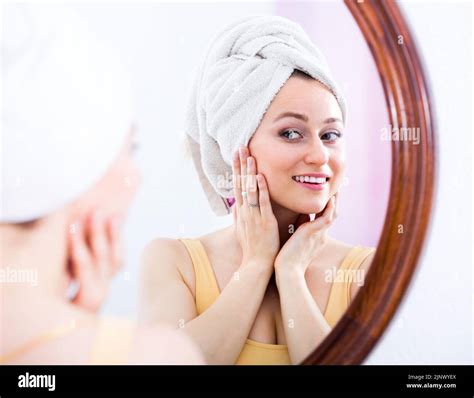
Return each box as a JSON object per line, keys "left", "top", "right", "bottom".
{"left": 274, "top": 192, "right": 338, "bottom": 278}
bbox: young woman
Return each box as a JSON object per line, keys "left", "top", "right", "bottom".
{"left": 139, "top": 16, "right": 375, "bottom": 365}
{"left": 0, "top": 4, "right": 202, "bottom": 365}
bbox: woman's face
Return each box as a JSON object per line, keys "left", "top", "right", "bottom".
{"left": 248, "top": 74, "right": 345, "bottom": 215}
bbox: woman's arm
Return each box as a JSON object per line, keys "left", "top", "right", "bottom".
{"left": 276, "top": 249, "right": 375, "bottom": 364}
{"left": 275, "top": 268, "right": 330, "bottom": 364}
{"left": 273, "top": 195, "right": 337, "bottom": 364}
{"left": 139, "top": 238, "right": 273, "bottom": 365}
{"left": 139, "top": 147, "right": 280, "bottom": 365}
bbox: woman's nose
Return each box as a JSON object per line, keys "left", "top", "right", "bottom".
{"left": 303, "top": 137, "right": 329, "bottom": 165}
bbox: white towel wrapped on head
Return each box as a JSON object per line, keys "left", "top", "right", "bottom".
{"left": 1, "top": 4, "right": 133, "bottom": 223}
{"left": 185, "top": 16, "right": 346, "bottom": 216}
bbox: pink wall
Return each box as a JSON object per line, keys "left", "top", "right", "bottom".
{"left": 276, "top": 1, "right": 391, "bottom": 248}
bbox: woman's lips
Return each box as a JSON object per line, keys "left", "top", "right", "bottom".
{"left": 292, "top": 176, "right": 329, "bottom": 191}
{"left": 294, "top": 180, "right": 327, "bottom": 191}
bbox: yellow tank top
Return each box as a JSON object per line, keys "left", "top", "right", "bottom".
{"left": 179, "top": 238, "right": 375, "bottom": 365}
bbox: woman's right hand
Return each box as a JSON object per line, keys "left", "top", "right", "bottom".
{"left": 67, "top": 210, "right": 123, "bottom": 312}
{"left": 232, "top": 146, "right": 279, "bottom": 270}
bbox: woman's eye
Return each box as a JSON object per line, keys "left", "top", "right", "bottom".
{"left": 280, "top": 129, "right": 303, "bottom": 140}
{"left": 321, "top": 131, "right": 342, "bottom": 142}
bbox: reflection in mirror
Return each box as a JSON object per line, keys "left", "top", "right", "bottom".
{"left": 138, "top": 1, "right": 390, "bottom": 364}
{"left": 0, "top": 1, "right": 391, "bottom": 366}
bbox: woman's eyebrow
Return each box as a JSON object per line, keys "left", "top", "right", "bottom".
{"left": 324, "top": 117, "right": 343, "bottom": 124}
{"left": 273, "top": 112, "right": 308, "bottom": 122}
{"left": 273, "top": 112, "right": 343, "bottom": 125}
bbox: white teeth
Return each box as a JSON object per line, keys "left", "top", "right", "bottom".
{"left": 294, "top": 175, "right": 327, "bottom": 184}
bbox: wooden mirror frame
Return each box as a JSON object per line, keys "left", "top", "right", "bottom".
{"left": 302, "top": 0, "right": 436, "bottom": 364}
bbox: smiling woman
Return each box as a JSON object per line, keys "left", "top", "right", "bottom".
{"left": 139, "top": 15, "right": 375, "bottom": 365}
{"left": 249, "top": 71, "right": 346, "bottom": 217}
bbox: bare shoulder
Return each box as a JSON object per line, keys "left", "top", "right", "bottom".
{"left": 141, "top": 237, "right": 189, "bottom": 263}
{"left": 317, "top": 237, "right": 355, "bottom": 267}
{"left": 326, "top": 237, "right": 354, "bottom": 255}
{"left": 140, "top": 237, "right": 196, "bottom": 297}
{"left": 325, "top": 237, "right": 375, "bottom": 261}
{"left": 313, "top": 237, "right": 375, "bottom": 274}
{"left": 350, "top": 245, "right": 376, "bottom": 300}
{"left": 318, "top": 237, "right": 376, "bottom": 301}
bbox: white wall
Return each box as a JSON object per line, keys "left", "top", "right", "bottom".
{"left": 365, "top": 1, "right": 472, "bottom": 364}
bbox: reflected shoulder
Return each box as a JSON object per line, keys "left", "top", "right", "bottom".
{"left": 350, "top": 250, "right": 376, "bottom": 299}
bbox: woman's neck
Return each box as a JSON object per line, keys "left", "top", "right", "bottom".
{"left": 271, "top": 202, "right": 302, "bottom": 247}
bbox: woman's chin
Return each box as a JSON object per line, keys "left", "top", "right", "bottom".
{"left": 279, "top": 200, "right": 327, "bottom": 216}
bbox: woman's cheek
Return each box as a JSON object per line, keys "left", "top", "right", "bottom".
{"left": 328, "top": 149, "right": 345, "bottom": 191}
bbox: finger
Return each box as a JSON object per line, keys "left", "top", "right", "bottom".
{"left": 311, "top": 196, "right": 336, "bottom": 231}
{"left": 90, "top": 210, "right": 109, "bottom": 279}
{"left": 315, "top": 193, "right": 334, "bottom": 219}
{"left": 69, "top": 220, "right": 93, "bottom": 280}
{"left": 257, "top": 174, "right": 273, "bottom": 220}
{"left": 232, "top": 150, "right": 243, "bottom": 207}
{"left": 239, "top": 147, "right": 249, "bottom": 204}
{"left": 232, "top": 204, "right": 238, "bottom": 224}
{"left": 108, "top": 216, "right": 123, "bottom": 275}
{"left": 246, "top": 156, "right": 259, "bottom": 209}
{"left": 295, "top": 213, "right": 311, "bottom": 229}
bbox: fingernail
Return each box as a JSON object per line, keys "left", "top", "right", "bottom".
{"left": 239, "top": 147, "right": 245, "bottom": 157}
{"left": 247, "top": 157, "right": 253, "bottom": 167}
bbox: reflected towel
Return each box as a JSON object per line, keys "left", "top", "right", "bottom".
{"left": 184, "top": 16, "right": 346, "bottom": 215}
